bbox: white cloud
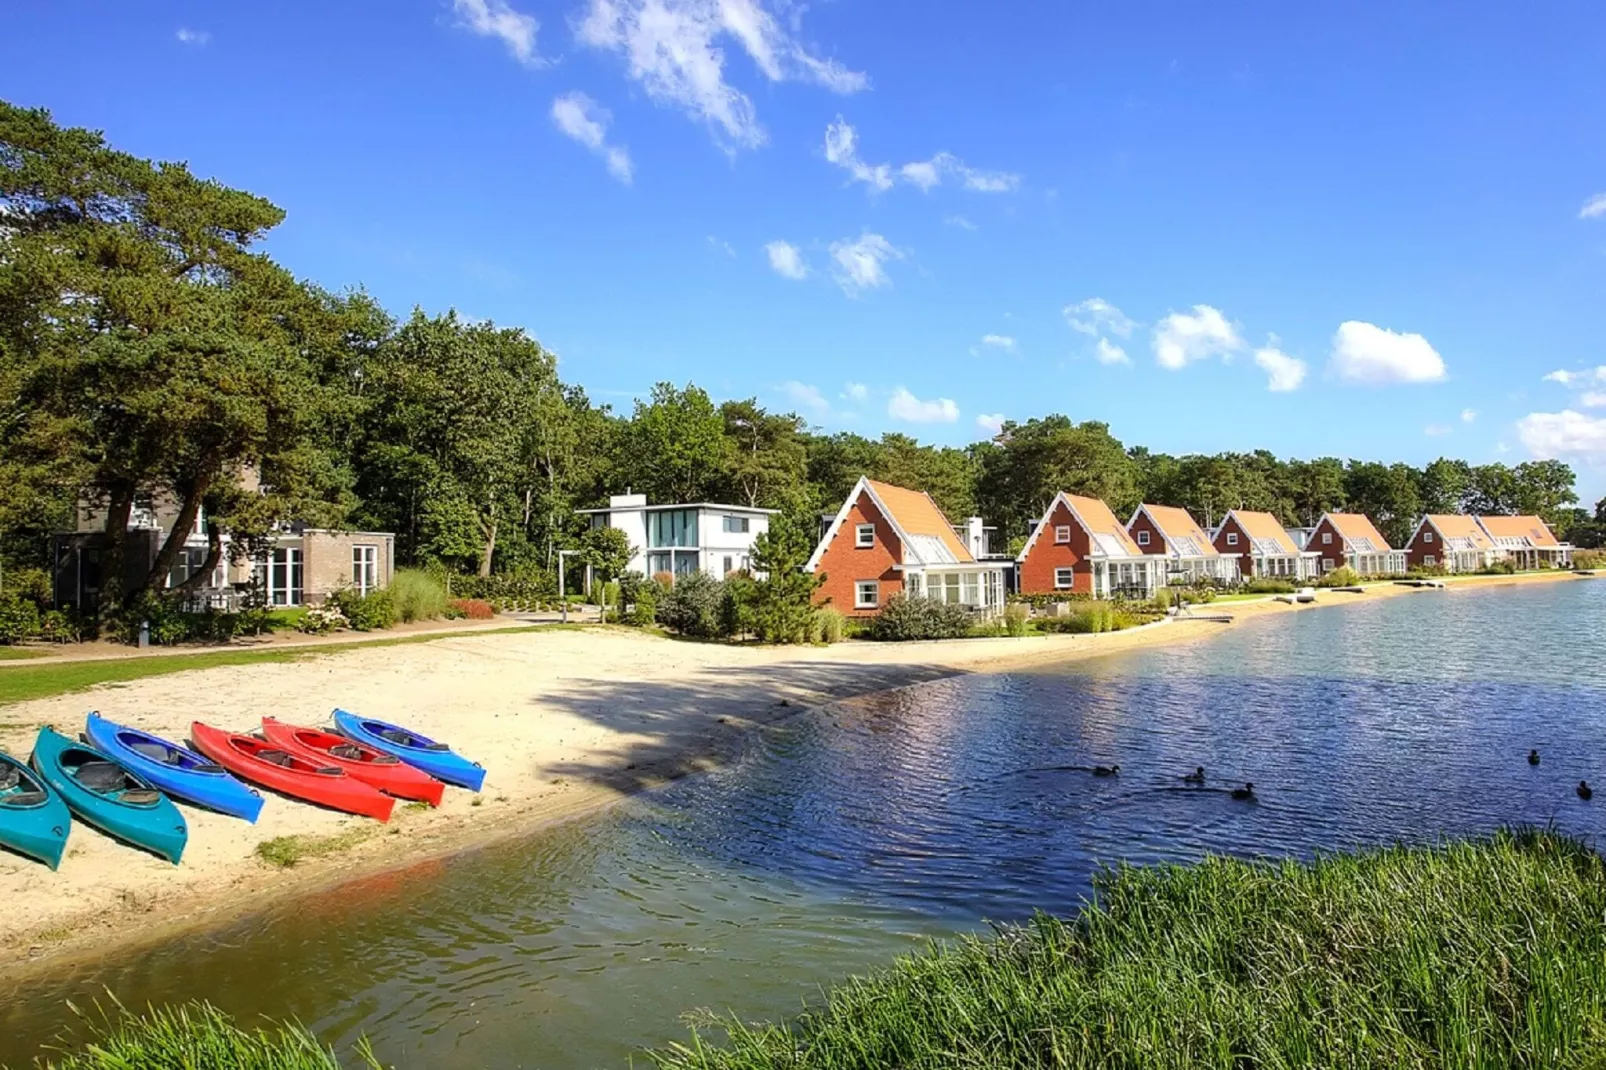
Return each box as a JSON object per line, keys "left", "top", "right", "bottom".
{"left": 900, "top": 159, "right": 940, "bottom": 192}
{"left": 979, "top": 333, "right": 1016, "bottom": 351}
{"left": 898, "top": 151, "right": 1020, "bottom": 194}
{"left": 707, "top": 235, "right": 736, "bottom": 257}
{"left": 976, "top": 413, "right": 1005, "bottom": 435}
{"left": 454, "top": 0, "right": 542, "bottom": 65}
{"left": 1253, "top": 343, "right": 1307, "bottom": 392}
{"left": 1460, "top": 408, "right": 1478, "bottom": 423}
{"left": 943, "top": 214, "right": 977, "bottom": 231}
{"left": 1328, "top": 320, "right": 1446, "bottom": 384}
{"left": 888, "top": 387, "right": 958, "bottom": 423}
{"left": 764, "top": 240, "right": 808, "bottom": 280}
{"left": 1063, "top": 297, "right": 1135, "bottom": 338}
{"left": 577, "top": 0, "right": 865, "bottom": 150}
{"left": 842, "top": 381, "right": 869, "bottom": 402}
{"left": 1152, "top": 305, "right": 1242, "bottom": 370}
{"left": 1094, "top": 338, "right": 1130, "bottom": 366}
{"left": 1423, "top": 423, "right": 1453, "bottom": 437}
{"left": 175, "top": 27, "right": 210, "bottom": 45}
{"left": 829, "top": 232, "right": 901, "bottom": 296}
{"left": 1543, "top": 366, "right": 1606, "bottom": 386}
{"left": 1581, "top": 392, "right": 1606, "bottom": 409}
{"left": 781, "top": 380, "right": 829, "bottom": 413}
{"left": 1517, "top": 409, "right": 1606, "bottom": 462}
{"left": 824, "top": 118, "right": 892, "bottom": 191}
{"left": 1581, "top": 193, "right": 1606, "bottom": 221}
{"left": 550, "top": 92, "right": 633, "bottom": 183}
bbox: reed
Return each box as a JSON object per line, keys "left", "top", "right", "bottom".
{"left": 651, "top": 829, "right": 1606, "bottom": 1069}
{"left": 389, "top": 568, "right": 449, "bottom": 623}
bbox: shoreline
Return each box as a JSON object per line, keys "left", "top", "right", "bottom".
{"left": 0, "top": 568, "right": 1587, "bottom": 977}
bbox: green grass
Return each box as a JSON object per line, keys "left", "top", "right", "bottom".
{"left": 253, "top": 828, "right": 374, "bottom": 868}
{"left": 0, "top": 646, "right": 45, "bottom": 660}
{"left": 0, "top": 624, "right": 554, "bottom": 707}
{"left": 651, "top": 829, "right": 1606, "bottom": 1069}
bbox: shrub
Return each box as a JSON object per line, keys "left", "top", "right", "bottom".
{"left": 448, "top": 598, "right": 495, "bottom": 620}
{"left": 1003, "top": 601, "right": 1031, "bottom": 637}
{"left": 326, "top": 588, "right": 397, "bottom": 632}
{"left": 1, "top": 566, "right": 53, "bottom": 608}
{"left": 1038, "top": 603, "right": 1157, "bottom": 634}
{"left": 1574, "top": 549, "right": 1606, "bottom": 570}
{"left": 1409, "top": 562, "right": 1449, "bottom": 577}
{"left": 810, "top": 606, "right": 846, "bottom": 644}
{"left": 296, "top": 606, "right": 347, "bottom": 634}
{"left": 0, "top": 594, "right": 41, "bottom": 644}
{"left": 869, "top": 594, "right": 973, "bottom": 641}
{"left": 390, "top": 569, "right": 448, "bottom": 623}
{"left": 628, "top": 587, "right": 658, "bottom": 627}
{"left": 1316, "top": 565, "right": 1361, "bottom": 588}
{"left": 1479, "top": 558, "right": 1518, "bottom": 576}
{"left": 618, "top": 570, "right": 646, "bottom": 609}
{"left": 1241, "top": 577, "right": 1297, "bottom": 594}
{"left": 657, "top": 571, "right": 726, "bottom": 638}
{"left": 719, "top": 573, "right": 758, "bottom": 639}
{"left": 38, "top": 608, "right": 85, "bottom": 643}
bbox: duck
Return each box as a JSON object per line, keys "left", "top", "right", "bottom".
{"left": 1231, "top": 782, "right": 1256, "bottom": 801}
{"left": 1182, "top": 766, "right": 1206, "bottom": 784}
{"left": 1529, "top": 749, "right": 1541, "bottom": 766}
{"left": 1579, "top": 781, "right": 1593, "bottom": 801}
{"left": 1093, "top": 765, "right": 1120, "bottom": 777}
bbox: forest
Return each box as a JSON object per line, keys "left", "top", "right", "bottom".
{"left": 2, "top": 99, "right": 1600, "bottom": 613}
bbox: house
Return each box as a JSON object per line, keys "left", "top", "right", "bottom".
{"left": 576, "top": 493, "right": 777, "bottom": 579}
{"left": 1475, "top": 515, "right": 1573, "bottom": 570}
{"left": 1404, "top": 515, "right": 1498, "bottom": 573}
{"left": 806, "top": 477, "right": 1011, "bottom": 617}
{"left": 1212, "top": 510, "right": 1321, "bottom": 580}
{"left": 1127, "top": 504, "right": 1240, "bottom": 584}
{"left": 53, "top": 492, "right": 395, "bottom": 612}
{"left": 1016, "top": 493, "right": 1162, "bottom": 599}
{"left": 1307, "top": 513, "right": 1407, "bottom": 575}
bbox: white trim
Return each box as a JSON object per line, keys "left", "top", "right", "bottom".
{"left": 1225, "top": 531, "right": 1238, "bottom": 546}
{"left": 1136, "top": 529, "right": 1150, "bottom": 546}
{"left": 854, "top": 580, "right": 880, "bottom": 609}
{"left": 1053, "top": 567, "right": 1074, "bottom": 590}
{"left": 806, "top": 475, "right": 872, "bottom": 572}
{"left": 1054, "top": 525, "right": 1071, "bottom": 544}
{"left": 855, "top": 523, "right": 875, "bottom": 549}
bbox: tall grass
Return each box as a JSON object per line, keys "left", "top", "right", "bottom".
{"left": 389, "top": 568, "right": 449, "bottom": 623}
{"left": 651, "top": 829, "right": 1606, "bottom": 1069}
{"left": 809, "top": 606, "right": 846, "bottom": 644}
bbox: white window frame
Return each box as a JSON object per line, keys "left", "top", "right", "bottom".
{"left": 1322, "top": 557, "right": 1334, "bottom": 571}
{"left": 1424, "top": 554, "right": 1437, "bottom": 566}
{"left": 1322, "top": 531, "right": 1333, "bottom": 545}
{"left": 855, "top": 524, "right": 875, "bottom": 549}
{"left": 352, "top": 544, "right": 379, "bottom": 595}
{"left": 854, "top": 580, "right": 880, "bottom": 609}
{"left": 1136, "top": 530, "right": 1150, "bottom": 546}
{"left": 1423, "top": 530, "right": 1434, "bottom": 542}
{"left": 1225, "top": 531, "right": 1238, "bottom": 546}
{"left": 1054, "top": 525, "right": 1071, "bottom": 545}
{"left": 722, "top": 555, "right": 735, "bottom": 576}
{"left": 1054, "top": 567, "right": 1074, "bottom": 590}
{"left": 722, "top": 515, "right": 750, "bottom": 534}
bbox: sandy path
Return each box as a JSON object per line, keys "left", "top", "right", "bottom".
{"left": 0, "top": 569, "right": 1584, "bottom": 970}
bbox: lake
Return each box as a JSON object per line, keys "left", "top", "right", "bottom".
{"left": 3, "top": 580, "right": 1603, "bottom": 1067}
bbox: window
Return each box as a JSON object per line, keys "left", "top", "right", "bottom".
{"left": 1225, "top": 532, "right": 1238, "bottom": 546}
{"left": 855, "top": 523, "right": 875, "bottom": 549}
{"left": 722, "top": 555, "right": 735, "bottom": 576}
{"left": 353, "top": 545, "right": 379, "bottom": 595}
{"left": 1321, "top": 557, "right": 1333, "bottom": 571}
{"left": 1054, "top": 525, "right": 1071, "bottom": 545}
{"left": 1054, "top": 567, "right": 1074, "bottom": 590}
{"left": 1322, "top": 531, "right": 1332, "bottom": 545}
{"left": 722, "top": 515, "right": 750, "bottom": 534}
{"left": 1423, "top": 530, "right": 1434, "bottom": 542}
{"left": 855, "top": 581, "right": 879, "bottom": 609}
{"left": 1136, "top": 530, "right": 1150, "bottom": 546}
{"left": 1424, "top": 555, "right": 1437, "bottom": 566}
{"left": 264, "top": 548, "right": 303, "bottom": 607}
{"left": 648, "top": 509, "right": 698, "bottom": 548}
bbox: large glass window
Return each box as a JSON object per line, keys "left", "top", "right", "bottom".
{"left": 353, "top": 545, "right": 378, "bottom": 594}
{"left": 648, "top": 509, "right": 698, "bottom": 548}
{"left": 722, "top": 515, "right": 749, "bottom": 534}
{"left": 265, "top": 548, "right": 303, "bottom": 606}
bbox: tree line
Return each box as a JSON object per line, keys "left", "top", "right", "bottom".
{"left": 1, "top": 101, "right": 1597, "bottom": 616}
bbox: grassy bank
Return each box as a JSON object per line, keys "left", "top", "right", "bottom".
{"left": 653, "top": 829, "right": 1606, "bottom": 1069}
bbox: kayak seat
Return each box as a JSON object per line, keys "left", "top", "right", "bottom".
{"left": 378, "top": 729, "right": 415, "bottom": 746}
{"left": 329, "top": 744, "right": 365, "bottom": 760}
{"left": 316, "top": 766, "right": 342, "bottom": 777}
{"left": 119, "top": 789, "right": 162, "bottom": 805}
{"left": 256, "top": 749, "right": 296, "bottom": 768}
{"left": 75, "top": 761, "right": 137, "bottom": 792}
{"left": 0, "top": 765, "right": 19, "bottom": 791}
{"left": 129, "top": 741, "right": 183, "bottom": 765}
{"left": 423, "top": 742, "right": 450, "bottom": 752}
{"left": 195, "top": 762, "right": 227, "bottom": 774}
{"left": 1, "top": 790, "right": 47, "bottom": 807}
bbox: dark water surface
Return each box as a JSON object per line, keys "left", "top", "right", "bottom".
{"left": 4, "top": 581, "right": 1604, "bottom": 1067}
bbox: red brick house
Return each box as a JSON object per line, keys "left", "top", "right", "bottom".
{"left": 1127, "top": 504, "right": 1240, "bottom": 584}
{"left": 1308, "top": 512, "right": 1407, "bottom": 575}
{"left": 1475, "top": 515, "right": 1573, "bottom": 570}
{"left": 1404, "top": 515, "right": 1497, "bottom": 573}
{"left": 1016, "top": 493, "right": 1161, "bottom": 598}
{"left": 806, "top": 477, "right": 1010, "bottom": 617}
{"left": 1212, "top": 509, "right": 1319, "bottom": 580}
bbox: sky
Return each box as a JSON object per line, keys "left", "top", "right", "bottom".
{"left": 5, "top": 2, "right": 1606, "bottom": 501}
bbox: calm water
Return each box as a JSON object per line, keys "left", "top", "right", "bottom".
{"left": 4, "top": 581, "right": 1605, "bottom": 1067}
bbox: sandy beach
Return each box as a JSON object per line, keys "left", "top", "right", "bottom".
{"left": 0, "top": 569, "right": 1586, "bottom": 971}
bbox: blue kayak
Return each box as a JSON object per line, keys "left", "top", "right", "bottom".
{"left": 30, "top": 726, "right": 188, "bottom": 864}
{"left": 0, "top": 748, "right": 71, "bottom": 869}
{"left": 333, "top": 709, "right": 485, "bottom": 792}
{"left": 85, "top": 712, "right": 263, "bottom": 823}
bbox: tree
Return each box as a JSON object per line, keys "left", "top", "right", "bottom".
{"left": 621, "top": 382, "right": 733, "bottom": 504}
{"left": 1289, "top": 458, "right": 1347, "bottom": 526}
{"left": 748, "top": 511, "right": 823, "bottom": 643}
{"left": 1418, "top": 457, "right": 1472, "bottom": 515}
{"left": 1509, "top": 460, "right": 1578, "bottom": 526}
{"left": 580, "top": 524, "right": 632, "bottom": 581}
{"left": 720, "top": 399, "right": 807, "bottom": 510}
{"left": 976, "top": 416, "right": 1136, "bottom": 540}
{"left": 1465, "top": 464, "right": 1517, "bottom": 515}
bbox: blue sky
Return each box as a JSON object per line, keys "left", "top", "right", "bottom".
{"left": 6, "top": 2, "right": 1606, "bottom": 499}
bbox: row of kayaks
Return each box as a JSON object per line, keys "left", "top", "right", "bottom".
{"left": 0, "top": 710, "right": 485, "bottom": 870}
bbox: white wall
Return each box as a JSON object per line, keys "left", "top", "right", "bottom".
{"left": 699, "top": 507, "right": 770, "bottom": 575}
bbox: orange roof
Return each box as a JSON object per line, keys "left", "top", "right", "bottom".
{"left": 1477, "top": 514, "right": 1559, "bottom": 548}
{"left": 1421, "top": 515, "right": 1494, "bottom": 551}
{"left": 1139, "top": 504, "right": 1219, "bottom": 556}
{"left": 1065, "top": 494, "right": 1144, "bottom": 556}
{"left": 1324, "top": 512, "right": 1395, "bottom": 552}
{"left": 1228, "top": 510, "right": 1298, "bottom": 555}
{"left": 864, "top": 479, "right": 974, "bottom": 563}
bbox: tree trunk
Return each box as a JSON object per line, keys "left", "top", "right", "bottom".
{"left": 98, "top": 486, "right": 135, "bottom": 626}
{"left": 171, "top": 518, "right": 225, "bottom": 594}
{"left": 144, "top": 472, "right": 213, "bottom": 595}
{"left": 479, "top": 501, "right": 497, "bottom": 578}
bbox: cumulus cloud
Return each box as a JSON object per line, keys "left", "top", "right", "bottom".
{"left": 1094, "top": 338, "right": 1130, "bottom": 366}
{"left": 1581, "top": 392, "right": 1606, "bottom": 409}
{"left": 764, "top": 240, "right": 809, "bottom": 280}
{"left": 842, "top": 381, "right": 869, "bottom": 403}
{"left": 577, "top": 0, "right": 865, "bottom": 149}
{"left": 1063, "top": 297, "right": 1135, "bottom": 338}
{"left": 175, "top": 27, "right": 210, "bottom": 45}
{"left": 823, "top": 118, "right": 1019, "bottom": 195}
{"left": 1461, "top": 408, "right": 1478, "bottom": 423}
{"left": 1581, "top": 193, "right": 1606, "bottom": 220}
{"left": 829, "top": 232, "right": 902, "bottom": 296}
{"left": 1328, "top": 321, "right": 1446, "bottom": 384}
{"left": 1152, "top": 305, "right": 1242, "bottom": 369}
{"left": 781, "top": 380, "right": 829, "bottom": 414}
{"left": 976, "top": 413, "right": 1006, "bottom": 435}
{"left": 888, "top": 387, "right": 959, "bottom": 423}
{"left": 824, "top": 118, "right": 892, "bottom": 191}
{"left": 1517, "top": 409, "right": 1606, "bottom": 463}
{"left": 454, "top": 0, "right": 542, "bottom": 65}
{"left": 1253, "top": 342, "right": 1307, "bottom": 392}
{"left": 979, "top": 334, "right": 1016, "bottom": 352}
{"left": 550, "top": 92, "right": 633, "bottom": 183}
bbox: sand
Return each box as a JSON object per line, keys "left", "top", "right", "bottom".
{"left": 0, "top": 569, "right": 1586, "bottom": 970}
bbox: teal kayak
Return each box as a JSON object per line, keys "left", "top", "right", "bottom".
{"left": 0, "top": 748, "right": 70, "bottom": 869}
{"left": 29, "top": 726, "right": 187, "bottom": 864}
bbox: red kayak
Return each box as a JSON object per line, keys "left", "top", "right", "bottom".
{"left": 189, "top": 722, "right": 395, "bottom": 822}
{"left": 260, "top": 718, "right": 445, "bottom": 806}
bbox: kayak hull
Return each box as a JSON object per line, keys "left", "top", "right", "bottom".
{"left": 29, "top": 727, "right": 188, "bottom": 864}
{"left": 261, "top": 718, "right": 445, "bottom": 806}
{"left": 85, "top": 712, "right": 264, "bottom": 822}
{"left": 0, "top": 749, "right": 71, "bottom": 870}
{"left": 333, "top": 709, "right": 485, "bottom": 792}
{"left": 190, "top": 722, "right": 394, "bottom": 822}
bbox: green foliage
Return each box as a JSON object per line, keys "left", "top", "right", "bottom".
{"left": 326, "top": 588, "right": 397, "bottom": 631}
{"left": 0, "top": 593, "right": 41, "bottom": 644}
{"left": 628, "top": 586, "right": 658, "bottom": 627}
{"left": 868, "top": 595, "right": 973, "bottom": 641}
{"left": 1002, "top": 601, "right": 1030, "bottom": 637}
{"left": 1573, "top": 548, "right": 1606, "bottom": 570}
{"left": 650, "top": 829, "right": 1606, "bottom": 1070}
{"left": 389, "top": 569, "right": 448, "bottom": 623}
{"left": 621, "top": 382, "right": 733, "bottom": 504}
{"left": 1239, "top": 577, "right": 1297, "bottom": 594}
{"left": 656, "top": 571, "right": 726, "bottom": 638}
{"left": 1315, "top": 565, "right": 1361, "bottom": 588}
{"left": 581, "top": 524, "right": 634, "bottom": 582}
{"left": 295, "top": 606, "right": 347, "bottom": 635}
{"left": 719, "top": 572, "right": 758, "bottom": 639}
{"left": 1479, "top": 558, "right": 1519, "bottom": 576}
{"left": 809, "top": 606, "right": 846, "bottom": 644}
{"left": 1039, "top": 603, "right": 1149, "bottom": 634}
{"left": 0, "top": 566, "right": 52, "bottom": 607}
{"left": 748, "top": 512, "right": 824, "bottom": 644}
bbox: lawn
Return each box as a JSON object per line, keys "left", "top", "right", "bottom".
{"left": 0, "top": 647, "right": 45, "bottom": 661}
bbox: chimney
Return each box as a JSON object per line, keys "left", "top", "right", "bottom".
{"left": 965, "top": 516, "right": 986, "bottom": 558}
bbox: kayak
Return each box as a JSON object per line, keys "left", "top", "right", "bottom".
{"left": 260, "top": 718, "right": 444, "bottom": 806}
{"left": 333, "top": 708, "right": 485, "bottom": 792}
{"left": 29, "top": 726, "right": 187, "bottom": 864}
{"left": 190, "top": 722, "right": 394, "bottom": 822}
{"left": 0, "top": 748, "right": 71, "bottom": 869}
{"left": 85, "top": 712, "right": 263, "bottom": 822}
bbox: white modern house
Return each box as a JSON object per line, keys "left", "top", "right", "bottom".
{"left": 577, "top": 494, "right": 777, "bottom": 579}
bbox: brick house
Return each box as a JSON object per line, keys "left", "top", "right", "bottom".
{"left": 1016, "top": 492, "right": 1161, "bottom": 598}
{"left": 1127, "top": 504, "right": 1240, "bottom": 584}
{"left": 1307, "top": 512, "right": 1407, "bottom": 576}
{"left": 1474, "top": 515, "right": 1573, "bottom": 570}
{"left": 1404, "top": 515, "right": 1498, "bottom": 573}
{"left": 806, "top": 476, "right": 1010, "bottom": 617}
{"left": 1212, "top": 509, "right": 1320, "bottom": 580}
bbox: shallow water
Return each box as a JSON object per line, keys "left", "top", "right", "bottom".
{"left": 3, "top": 581, "right": 1604, "bottom": 1067}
